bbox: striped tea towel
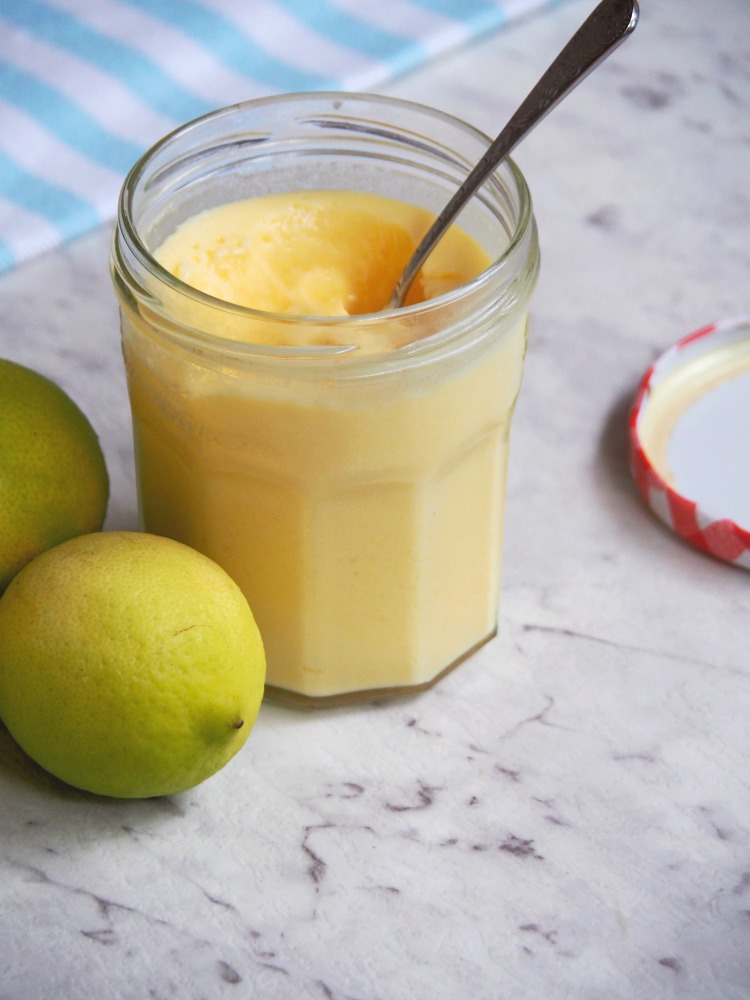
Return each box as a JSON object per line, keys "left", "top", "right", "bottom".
{"left": 0, "top": 0, "right": 561, "bottom": 274}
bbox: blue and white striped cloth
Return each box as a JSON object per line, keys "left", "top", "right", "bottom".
{"left": 0, "top": 0, "right": 561, "bottom": 274}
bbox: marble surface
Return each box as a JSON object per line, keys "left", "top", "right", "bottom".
{"left": 1, "top": 1, "right": 749, "bottom": 997}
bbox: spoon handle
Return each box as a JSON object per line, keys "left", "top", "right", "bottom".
{"left": 390, "top": 0, "right": 639, "bottom": 308}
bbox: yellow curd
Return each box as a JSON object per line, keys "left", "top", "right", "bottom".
{"left": 120, "top": 189, "right": 530, "bottom": 703}
{"left": 155, "top": 190, "right": 490, "bottom": 321}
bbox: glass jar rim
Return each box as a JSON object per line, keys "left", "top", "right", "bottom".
{"left": 113, "top": 91, "right": 537, "bottom": 364}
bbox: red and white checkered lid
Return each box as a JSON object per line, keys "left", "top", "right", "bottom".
{"left": 629, "top": 315, "right": 750, "bottom": 570}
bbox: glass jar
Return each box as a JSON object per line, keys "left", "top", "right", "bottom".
{"left": 111, "top": 92, "right": 539, "bottom": 707}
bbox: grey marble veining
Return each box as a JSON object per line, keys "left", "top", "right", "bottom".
{"left": 1, "top": 1, "right": 750, "bottom": 998}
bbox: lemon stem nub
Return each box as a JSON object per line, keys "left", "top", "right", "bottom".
{"left": 233, "top": 719, "right": 244, "bottom": 730}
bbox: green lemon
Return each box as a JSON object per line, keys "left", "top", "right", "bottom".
{"left": 0, "top": 359, "right": 109, "bottom": 593}
{"left": 0, "top": 531, "right": 265, "bottom": 798}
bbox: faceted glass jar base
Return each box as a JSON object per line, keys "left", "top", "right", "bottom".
{"left": 263, "top": 627, "right": 498, "bottom": 708}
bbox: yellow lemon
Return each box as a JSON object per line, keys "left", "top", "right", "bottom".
{"left": 0, "top": 531, "right": 265, "bottom": 798}
{"left": 0, "top": 359, "right": 109, "bottom": 592}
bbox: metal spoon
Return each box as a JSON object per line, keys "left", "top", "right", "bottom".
{"left": 388, "top": 0, "right": 639, "bottom": 309}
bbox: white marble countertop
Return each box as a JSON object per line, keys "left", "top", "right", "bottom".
{"left": 2, "top": 1, "right": 749, "bottom": 997}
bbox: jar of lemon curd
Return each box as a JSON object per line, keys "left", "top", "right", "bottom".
{"left": 111, "top": 92, "right": 539, "bottom": 706}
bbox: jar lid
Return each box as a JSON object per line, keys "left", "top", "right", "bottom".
{"left": 628, "top": 315, "right": 750, "bottom": 569}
